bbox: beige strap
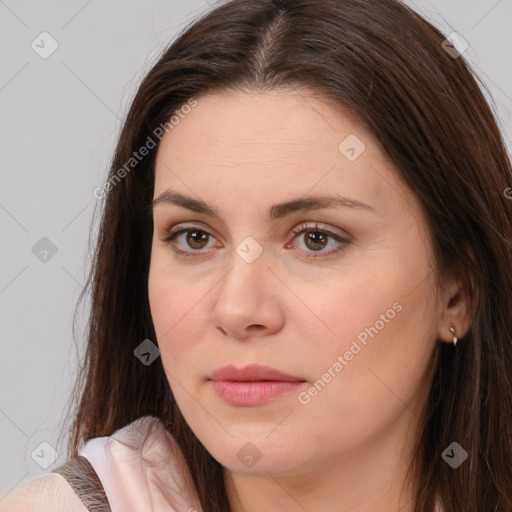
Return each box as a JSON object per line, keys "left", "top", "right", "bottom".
{"left": 51, "top": 456, "right": 112, "bottom": 512}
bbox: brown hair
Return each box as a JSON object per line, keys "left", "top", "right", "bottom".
{"left": 64, "top": 0, "right": 512, "bottom": 510}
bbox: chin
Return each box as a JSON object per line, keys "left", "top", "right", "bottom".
{"left": 205, "top": 434, "right": 308, "bottom": 476}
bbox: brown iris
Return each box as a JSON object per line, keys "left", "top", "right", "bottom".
{"left": 186, "top": 230, "right": 209, "bottom": 249}
{"left": 303, "top": 230, "right": 328, "bottom": 251}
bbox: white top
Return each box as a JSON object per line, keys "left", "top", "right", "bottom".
{"left": 0, "top": 416, "right": 202, "bottom": 512}
{"left": 76, "top": 416, "right": 202, "bottom": 512}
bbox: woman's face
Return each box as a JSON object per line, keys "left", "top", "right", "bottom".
{"left": 148, "top": 87, "right": 442, "bottom": 477}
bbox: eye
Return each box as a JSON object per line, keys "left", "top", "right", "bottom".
{"left": 159, "top": 222, "right": 351, "bottom": 259}
{"left": 287, "top": 222, "right": 351, "bottom": 259}
{"left": 160, "top": 224, "right": 218, "bottom": 258}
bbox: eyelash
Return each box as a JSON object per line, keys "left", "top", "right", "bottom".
{"left": 159, "top": 222, "right": 351, "bottom": 260}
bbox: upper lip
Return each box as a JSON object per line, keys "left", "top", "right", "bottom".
{"left": 210, "top": 364, "right": 305, "bottom": 382}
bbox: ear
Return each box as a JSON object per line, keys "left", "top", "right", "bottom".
{"left": 437, "top": 275, "right": 472, "bottom": 344}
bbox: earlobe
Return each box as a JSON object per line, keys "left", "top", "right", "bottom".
{"left": 438, "top": 280, "right": 473, "bottom": 345}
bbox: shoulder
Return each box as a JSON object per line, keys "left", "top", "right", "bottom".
{"left": 0, "top": 473, "right": 88, "bottom": 512}
{"left": 78, "top": 415, "right": 203, "bottom": 511}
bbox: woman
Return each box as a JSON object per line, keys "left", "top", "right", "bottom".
{"left": 2, "top": 0, "right": 511, "bottom": 510}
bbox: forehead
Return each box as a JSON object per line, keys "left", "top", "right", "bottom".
{"left": 156, "top": 87, "right": 367, "bottom": 164}
{"left": 152, "top": 88, "right": 416, "bottom": 224}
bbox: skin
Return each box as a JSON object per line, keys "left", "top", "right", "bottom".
{"left": 148, "top": 87, "right": 471, "bottom": 512}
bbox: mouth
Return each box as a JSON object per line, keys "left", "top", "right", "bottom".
{"left": 209, "top": 364, "right": 306, "bottom": 406}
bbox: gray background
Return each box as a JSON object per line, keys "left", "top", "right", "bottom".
{"left": 1, "top": 0, "right": 511, "bottom": 496}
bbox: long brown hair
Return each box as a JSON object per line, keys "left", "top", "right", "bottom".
{"left": 64, "top": 1, "right": 512, "bottom": 510}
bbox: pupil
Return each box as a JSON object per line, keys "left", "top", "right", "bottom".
{"left": 188, "top": 230, "right": 207, "bottom": 248}
{"left": 306, "top": 231, "right": 326, "bottom": 250}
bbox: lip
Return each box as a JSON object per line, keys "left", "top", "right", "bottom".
{"left": 209, "top": 364, "right": 306, "bottom": 406}
{"left": 210, "top": 364, "right": 304, "bottom": 382}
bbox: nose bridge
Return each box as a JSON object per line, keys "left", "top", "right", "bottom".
{"left": 210, "top": 233, "right": 278, "bottom": 331}
{"left": 222, "top": 234, "right": 269, "bottom": 294}
{"left": 235, "top": 234, "right": 266, "bottom": 266}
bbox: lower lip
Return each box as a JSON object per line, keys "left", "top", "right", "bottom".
{"left": 210, "top": 380, "right": 305, "bottom": 406}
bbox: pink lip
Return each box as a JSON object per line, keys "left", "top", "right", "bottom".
{"left": 209, "top": 364, "right": 306, "bottom": 406}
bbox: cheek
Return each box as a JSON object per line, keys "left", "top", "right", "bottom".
{"left": 148, "top": 251, "right": 213, "bottom": 378}
{"left": 290, "top": 241, "right": 438, "bottom": 394}
{"left": 295, "top": 265, "right": 438, "bottom": 442}
{"left": 283, "top": 255, "right": 421, "bottom": 357}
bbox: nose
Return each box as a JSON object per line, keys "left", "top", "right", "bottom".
{"left": 210, "top": 246, "right": 285, "bottom": 341}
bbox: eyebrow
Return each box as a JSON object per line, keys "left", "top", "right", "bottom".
{"left": 152, "top": 189, "right": 376, "bottom": 220}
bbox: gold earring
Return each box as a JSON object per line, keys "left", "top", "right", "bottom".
{"left": 449, "top": 323, "right": 457, "bottom": 346}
